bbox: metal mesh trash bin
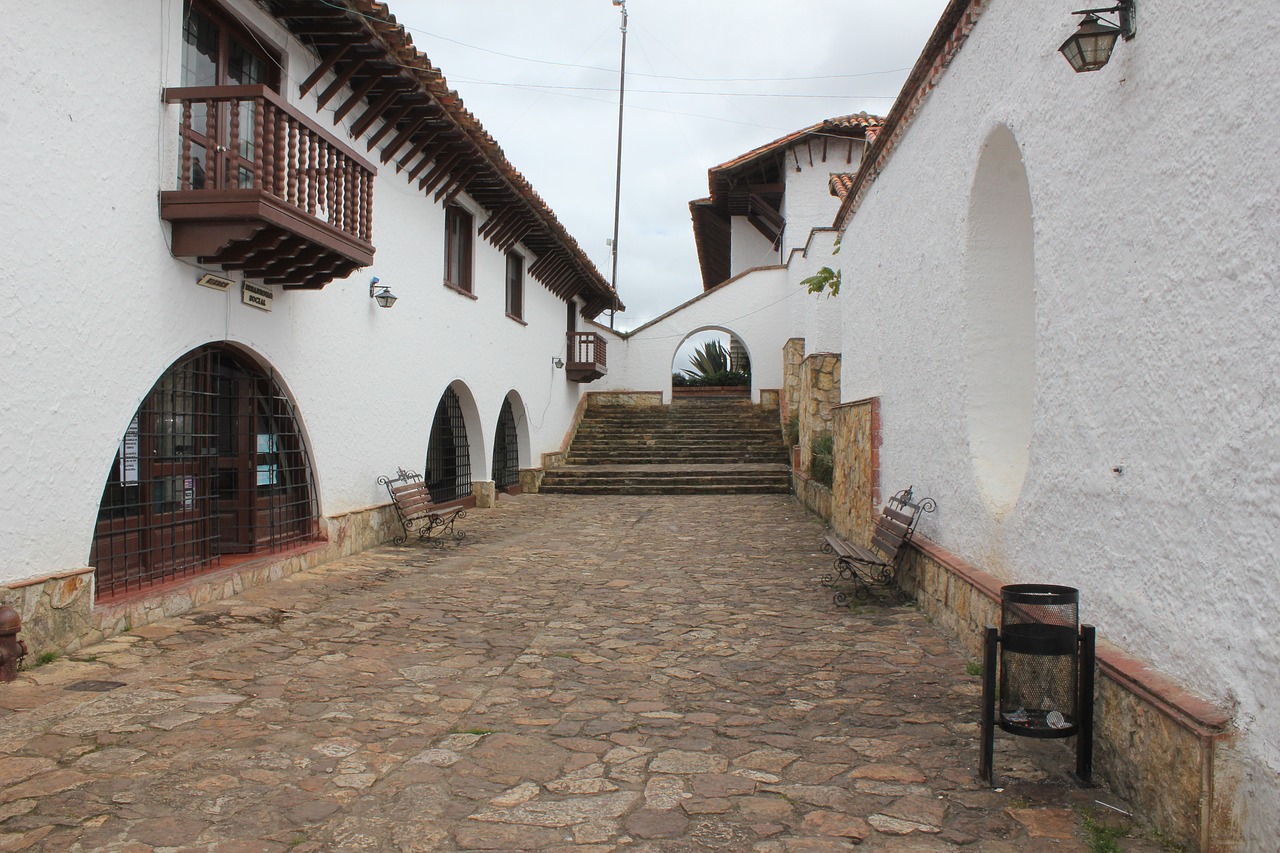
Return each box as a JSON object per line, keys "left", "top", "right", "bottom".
{"left": 979, "top": 584, "right": 1095, "bottom": 785}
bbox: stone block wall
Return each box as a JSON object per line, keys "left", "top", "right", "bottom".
{"left": 897, "top": 536, "right": 1238, "bottom": 852}
{"left": 830, "top": 398, "right": 881, "bottom": 546}
{"left": 0, "top": 568, "right": 95, "bottom": 657}
{"left": 781, "top": 338, "right": 806, "bottom": 430}
{"left": 796, "top": 353, "right": 841, "bottom": 476}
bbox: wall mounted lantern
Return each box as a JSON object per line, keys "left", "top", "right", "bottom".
{"left": 1059, "top": 1, "right": 1135, "bottom": 72}
{"left": 552, "top": 357, "right": 565, "bottom": 369}
{"left": 369, "top": 276, "right": 398, "bottom": 308}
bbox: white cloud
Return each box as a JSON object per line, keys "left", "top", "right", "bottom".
{"left": 390, "top": 0, "right": 949, "bottom": 329}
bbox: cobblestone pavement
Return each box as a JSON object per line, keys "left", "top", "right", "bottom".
{"left": 0, "top": 495, "right": 1162, "bottom": 852}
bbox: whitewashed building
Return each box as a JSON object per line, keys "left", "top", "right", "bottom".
{"left": 0, "top": 1, "right": 616, "bottom": 646}
{"left": 708, "top": 0, "right": 1275, "bottom": 848}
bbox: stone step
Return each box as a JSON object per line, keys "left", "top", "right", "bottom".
{"left": 567, "top": 453, "right": 788, "bottom": 464}
{"left": 542, "top": 471, "right": 789, "bottom": 486}
{"left": 537, "top": 482, "right": 791, "bottom": 495}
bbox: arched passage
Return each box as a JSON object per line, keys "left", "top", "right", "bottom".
{"left": 90, "top": 343, "right": 318, "bottom": 599}
{"left": 491, "top": 390, "right": 531, "bottom": 494}
{"left": 426, "top": 381, "right": 485, "bottom": 503}
{"left": 963, "top": 124, "right": 1037, "bottom": 517}
{"left": 670, "top": 325, "right": 752, "bottom": 396}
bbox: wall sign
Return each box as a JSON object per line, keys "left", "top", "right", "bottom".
{"left": 242, "top": 282, "right": 273, "bottom": 312}
{"left": 196, "top": 273, "right": 234, "bottom": 291}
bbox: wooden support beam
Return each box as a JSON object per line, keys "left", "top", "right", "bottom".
{"left": 316, "top": 60, "right": 362, "bottom": 110}
{"left": 299, "top": 43, "right": 351, "bottom": 97}
{"left": 379, "top": 114, "right": 429, "bottom": 164}
{"left": 350, "top": 87, "right": 402, "bottom": 138}
{"left": 333, "top": 75, "right": 381, "bottom": 123}
{"left": 365, "top": 102, "right": 414, "bottom": 151}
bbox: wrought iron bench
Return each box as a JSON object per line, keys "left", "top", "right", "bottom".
{"left": 378, "top": 468, "right": 466, "bottom": 547}
{"left": 821, "top": 485, "right": 935, "bottom": 605}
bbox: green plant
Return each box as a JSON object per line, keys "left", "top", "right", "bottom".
{"left": 809, "top": 431, "right": 834, "bottom": 487}
{"left": 801, "top": 266, "right": 841, "bottom": 297}
{"left": 1082, "top": 814, "right": 1126, "bottom": 853}
{"left": 966, "top": 660, "right": 983, "bottom": 677}
{"left": 32, "top": 651, "right": 60, "bottom": 667}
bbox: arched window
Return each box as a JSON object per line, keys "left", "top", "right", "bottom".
{"left": 427, "top": 387, "right": 471, "bottom": 502}
{"left": 91, "top": 345, "right": 317, "bottom": 598}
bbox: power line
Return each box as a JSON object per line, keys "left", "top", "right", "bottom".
{"left": 451, "top": 78, "right": 899, "bottom": 100}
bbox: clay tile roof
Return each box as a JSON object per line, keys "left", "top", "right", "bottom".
{"left": 828, "top": 173, "right": 856, "bottom": 199}
{"left": 296, "top": 0, "right": 621, "bottom": 316}
{"left": 710, "top": 112, "right": 883, "bottom": 176}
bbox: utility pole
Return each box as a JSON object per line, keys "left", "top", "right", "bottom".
{"left": 609, "top": 0, "right": 627, "bottom": 330}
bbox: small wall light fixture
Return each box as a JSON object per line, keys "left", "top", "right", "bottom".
{"left": 369, "top": 276, "right": 397, "bottom": 308}
{"left": 1059, "top": 1, "right": 1135, "bottom": 72}
{"left": 553, "top": 357, "right": 565, "bottom": 369}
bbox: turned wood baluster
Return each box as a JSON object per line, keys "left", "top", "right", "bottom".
{"left": 287, "top": 120, "right": 299, "bottom": 208}
{"left": 342, "top": 158, "right": 354, "bottom": 233}
{"left": 262, "top": 104, "right": 275, "bottom": 195}
{"left": 274, "top": 110, "right": 287, "bottom": 198}
{"left": 306, "top": 132, "right": 318, "bottom": 215}
{"left": 360, "top": 169, "right": 372, "bottom": 241}
{"left": 228, "top": 98, "right": 241, "bottom": 188}
{"left": 252, "top": 97, "right": 264, "bottom": 190}
{"left": 179, "top": 101, "right": 193, "bottom": 190}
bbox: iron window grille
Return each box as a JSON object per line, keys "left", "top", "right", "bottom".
{"left": 91, "top": 345, "right": 318, "bottom": 599}
{"left": 426, "top": 387, "right": 472, "bottom": 502}
{"left": 492, "top": 398, "right": 520, "bottom": 489}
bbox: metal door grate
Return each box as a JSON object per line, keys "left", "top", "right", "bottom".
{"left": 426, "top": 387, "right": 471, "bottom": 502}
{"left": 492, "top": 398, "right": 519, "bottom": 489}
{"left": 91, "top": 345, "right": 317, "bottom": 599}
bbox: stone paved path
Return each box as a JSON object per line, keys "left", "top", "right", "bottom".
{"left": 0, "top": 495, "right": 1161, "bottom": 852}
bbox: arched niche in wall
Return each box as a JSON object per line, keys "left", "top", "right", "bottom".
{"left": 670, "top": 326, "right": 752, "bottom": 394}
{"left": 963, "top": 124, "right": 1036, "bottom": 518}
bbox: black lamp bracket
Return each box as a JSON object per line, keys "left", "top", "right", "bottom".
{"left": 1070, "top": 0, "right": 1136, "bottom": 39}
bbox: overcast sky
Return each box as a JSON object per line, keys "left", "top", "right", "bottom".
{"left": 388, "top": 1, "right": 950, "bottom": 330}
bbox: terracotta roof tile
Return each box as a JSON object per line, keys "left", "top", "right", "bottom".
{"left": 829, "top": 173, "right": 856, "bottom": 199}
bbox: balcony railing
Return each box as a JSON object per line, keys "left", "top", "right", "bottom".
{"left": 566, "top": 332, "right": 607, "bottom": 383}
{"left": 160, "top": 85, "right": 376, "bottom": 289}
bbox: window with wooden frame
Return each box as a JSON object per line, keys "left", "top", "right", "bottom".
{"left": 505, "top": 251, "right": 524, "bottom": 320}
{"left": 444, "top": 205, "right": 474, "bottom": 293}
{"left": 180, "top": 1, "right": 280, "bottom": 190}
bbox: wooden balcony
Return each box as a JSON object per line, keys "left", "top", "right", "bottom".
{"left": 566, "top": 332, "right": 607, "bottom": 383}
{"left": 161, "top": 85, "right": 376, "bottom": 289}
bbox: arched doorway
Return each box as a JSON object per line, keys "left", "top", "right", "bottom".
{"left": 90, "top": 344, "right": 318, "bottom": 598}
{"left": 426, "top": 386, "right": 471, "bottom": 502}
{"left": 671, "top": 327, "right": 752, "bottom": 397}
{"left": 491, "top": 397, "right": 519, "bottom": 493}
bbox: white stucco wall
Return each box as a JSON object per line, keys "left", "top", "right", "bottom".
{"left": 780, "top": 136, "right": 863, "bottom": 258}
{"left": 0, "top": 1, "right": 590, "bottom": 584}
{"left": 729, "top": 216, "right": 780, "bottom": 277}
{"left": 598, "top": 267, "right": 791, "bottom": 403}
{"left": 827, "top": 0, "right": 1279, "bottom": 843}
{"left": 786, "top": 229, "right": 844, "bottom": 357}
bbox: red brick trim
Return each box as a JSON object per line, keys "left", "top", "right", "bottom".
{"left": 5, "top": 566, "right": 95, "bottom": 590}
{"left": 908, "top": 534, "right": 1232, "bottom": 738}
{"left": 835, "top": 0, "right": 989, "bottom": 229}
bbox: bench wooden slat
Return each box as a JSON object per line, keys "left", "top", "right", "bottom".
{"left": 883, "top": 506, "right": 914, "bottom": 526}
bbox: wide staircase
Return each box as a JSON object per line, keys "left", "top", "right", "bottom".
{"left": 539, "top": 396, "right": 791, "bottom": 495}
